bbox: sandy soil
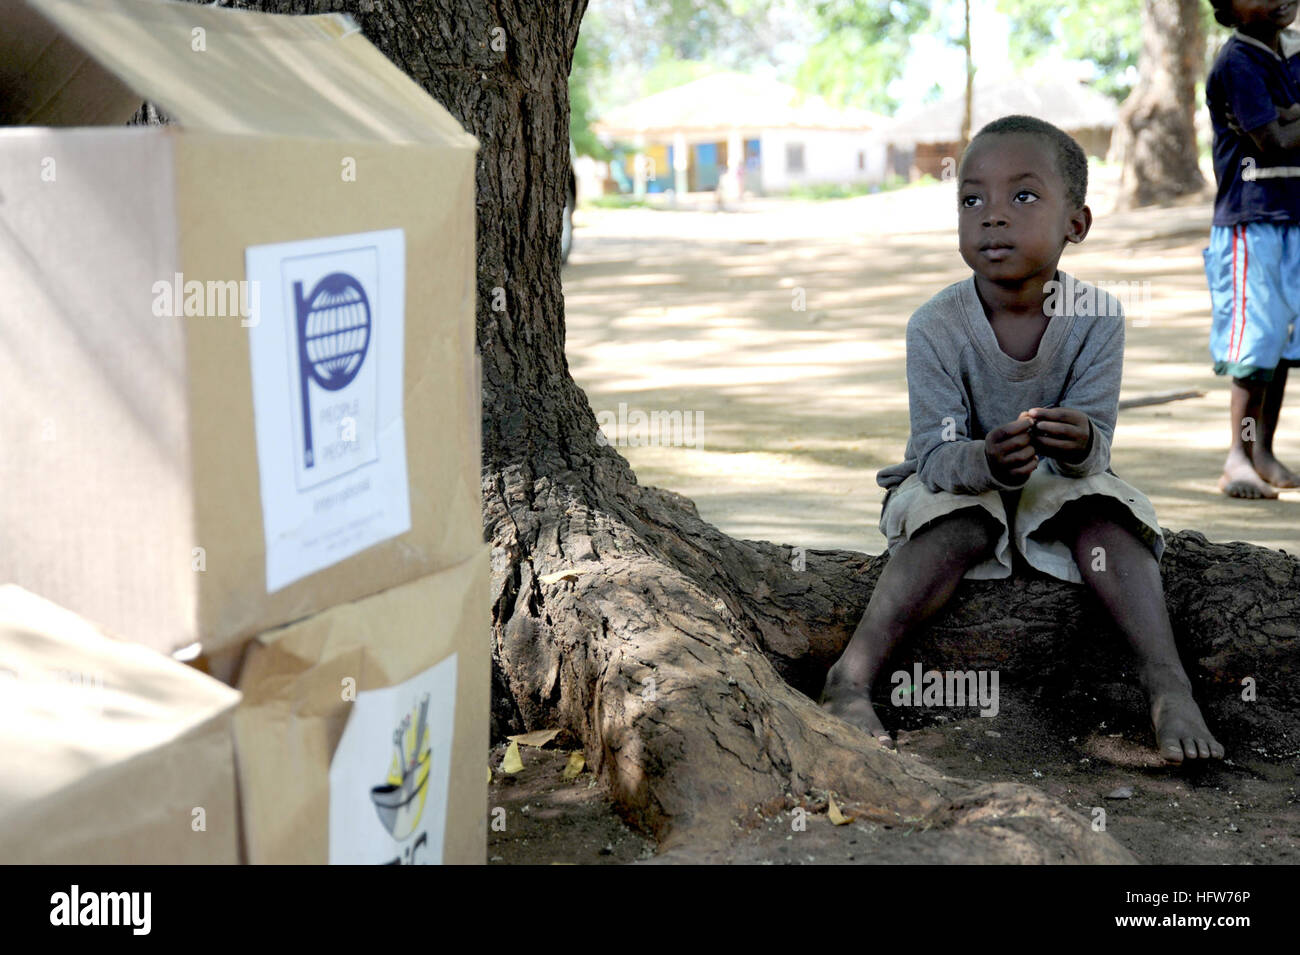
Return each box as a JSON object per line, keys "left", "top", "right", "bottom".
{"left": 483, "top": 163, "right": 1299, "bottom": 865}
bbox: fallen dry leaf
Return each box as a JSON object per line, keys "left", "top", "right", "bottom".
{"left": 538, "top": 569, "right": 580, "bottom": 585}
{"left": 508, "top": 728, "right": 561, "bottom": 748}
{"left": 828, "top": 794, "right": 854, "bottom": 825}
{"left": 501, "top": 740, "right": 524, "bottom": 774}
{"left": 561, "top": 751, "right": 585, "bottom": 780}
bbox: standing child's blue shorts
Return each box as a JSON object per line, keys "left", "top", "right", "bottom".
{"left": 1203, "top": 221, "right": 1300, "bottom": 381}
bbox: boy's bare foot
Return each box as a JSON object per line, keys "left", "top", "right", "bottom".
{"left": 1251, "top": 448, "right": 1300, "bottom": 488}
{"left": 1219, "top": 449, "right": 1278, "bottom": 498}
{"left": 820, "top": 682, "right": 894, "bottom": 748}
{"left": 1147, "top": 672, "right": 1225, "bottom": 763}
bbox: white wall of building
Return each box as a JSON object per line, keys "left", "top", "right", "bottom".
{"left": 758, "top": 128, "right": 887, "bottom": 193}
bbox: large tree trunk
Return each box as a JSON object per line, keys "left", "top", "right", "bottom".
{"left": 1109, "top": 0, "right": 1207, "bottom": 208}
{"left": 231, "top": 0, "right": 1298, "bottom": 863}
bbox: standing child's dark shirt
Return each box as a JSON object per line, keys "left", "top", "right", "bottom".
{"left": 1205, "top": 28, "right": 1300, "bottom": 226}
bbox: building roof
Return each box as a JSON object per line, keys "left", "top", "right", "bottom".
{"left": 592, "top": 71, "right": 886, "bottom": 138}
{"left": 882, "top": 75, "right": 1119, "bottom": 146}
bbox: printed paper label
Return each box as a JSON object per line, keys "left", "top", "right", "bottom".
{"left": 245, "top": 229, "right": 409, "bottom": 592}
{"left": 328, "top": 654, "right": 458, "bottom": 865}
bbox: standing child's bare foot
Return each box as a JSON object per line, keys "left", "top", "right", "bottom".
{"left": 1146, "top": 668, "right": 1225, "bottom": 763}
{"left": 1220, "top": 448, "right": 1278, "bottom": 498}
{"left": 1251, "top": 448, "right": 1300, "bottom": 488}
{"left": 820, "top": 668, "right": 894, "bottom": 748}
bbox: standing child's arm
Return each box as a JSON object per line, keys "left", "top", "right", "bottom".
{"left": 1230, "top": 101, "right": 1300, "bottom": 155}
{"left": 1219, "top": 47, "right": 1300, "bottom": 156}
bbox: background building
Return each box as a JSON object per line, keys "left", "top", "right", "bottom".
{"left": 592, "top": 71, "right": 889, "bottom": 196}
{"left": 881, "top": 74, "right": 1120, "bottom": 181}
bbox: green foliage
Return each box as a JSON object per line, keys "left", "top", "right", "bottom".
{"left": 641, "top": 54, "right": 723, "bottom": 96}
{"left": 571, "top": 0, "right": 1236, "bottom": 159}
{"left": 995, "top": 0, "right": 1139, "bottom": 100}
{"left": 794, "top": 0, "right": 932, "bottom": 113}
{"left": 996, "top": 0, "right": 1225, "bottom": 103}
{"left": 643, "top": 0, "right": 771, "bottom": 60}
{"left": 569, "top": 0, "right": 785, "bottom": 158}
{"left": 570, "top": 27, "right": 611, "bottom": 160}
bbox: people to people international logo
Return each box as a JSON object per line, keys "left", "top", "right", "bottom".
{"left": 247, "top": 229, "right": 403, "bottom": 592}
{"left": 294, "top": 271, "right": 372, "bottom": 470}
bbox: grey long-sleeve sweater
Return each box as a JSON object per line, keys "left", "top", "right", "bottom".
{"left": 876, "top": 271, "right": 1125, "bottom": 494}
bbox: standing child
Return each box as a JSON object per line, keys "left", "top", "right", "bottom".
{"left": 1204, "top": 0, "right": 1300, "bottom": 498}
{"left": 821, "top": 115, "right": 1224, "bottom": 764}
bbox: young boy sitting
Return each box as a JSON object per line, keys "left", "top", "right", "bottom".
{"left": 821, "top": 115, "right": 1224, "bottom": 765}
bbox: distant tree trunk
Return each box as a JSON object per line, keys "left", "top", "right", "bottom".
{"left": 224, "top": 0, "right": 1299, "bottom": 862}
{"left": 1110, "top": 0, "right": 1206, "bottom": 208}
{"left": 959, "top": 0, "right": 973, "bottom": 156}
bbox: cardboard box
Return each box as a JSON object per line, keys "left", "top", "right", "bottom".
{"left": 0, "top": 584, "right": 242, "bottom": 863}
{"left": 233, "top": 546, "right": 490, "bottom": 864}
{"left": 0, "top": 0, "right": 483, "bottom": 657}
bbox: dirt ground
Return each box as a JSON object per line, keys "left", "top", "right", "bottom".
{"left": 485, "top": 162, "right": 1299, "bottom": 864}
{"left": 488, "top": 710, "right": 1299, "bottom": 865}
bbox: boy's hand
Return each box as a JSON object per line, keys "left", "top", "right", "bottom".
{"left": 1024, "top": 406, "right": 1093, "bottom": 464}
{"left": 984, "top": 415, "right": 1038, "bottom": 485}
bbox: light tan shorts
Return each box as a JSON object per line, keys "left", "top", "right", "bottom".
{"left": 879, "top": 466, "right": 1165, "bottom": 583}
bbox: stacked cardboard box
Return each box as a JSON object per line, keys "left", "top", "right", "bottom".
{"left": 0, "top": 585, "right": 242, "bottom": 864}
{"left": 234, "top": 551, "right": 490, "bottom": 864}
{"left": 0, "top": 0, "right": 483, "bottom": 658}
{"left": 1, "top": 0, "right": 487, "bottom": 863}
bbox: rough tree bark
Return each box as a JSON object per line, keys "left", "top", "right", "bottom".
{"left": 233, "top": 0, "right": 1298, "bottom": 862}
{"left": 1109, "top": 0, "right": 1207, "bottom": 208}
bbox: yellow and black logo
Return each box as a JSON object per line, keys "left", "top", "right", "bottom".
{"left": 370, "top": 694, "right": 431, "bottom": 841}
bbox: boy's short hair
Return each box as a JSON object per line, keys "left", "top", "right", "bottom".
{"left": 959, "top": 114, "right": 1089, "bottom": 210}
{"left": 1207, "top": 0, "right": 1236, "bottom": 28}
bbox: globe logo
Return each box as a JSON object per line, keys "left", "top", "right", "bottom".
{"left": 293, "top": 272, "right": 372, "bottom": 469}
